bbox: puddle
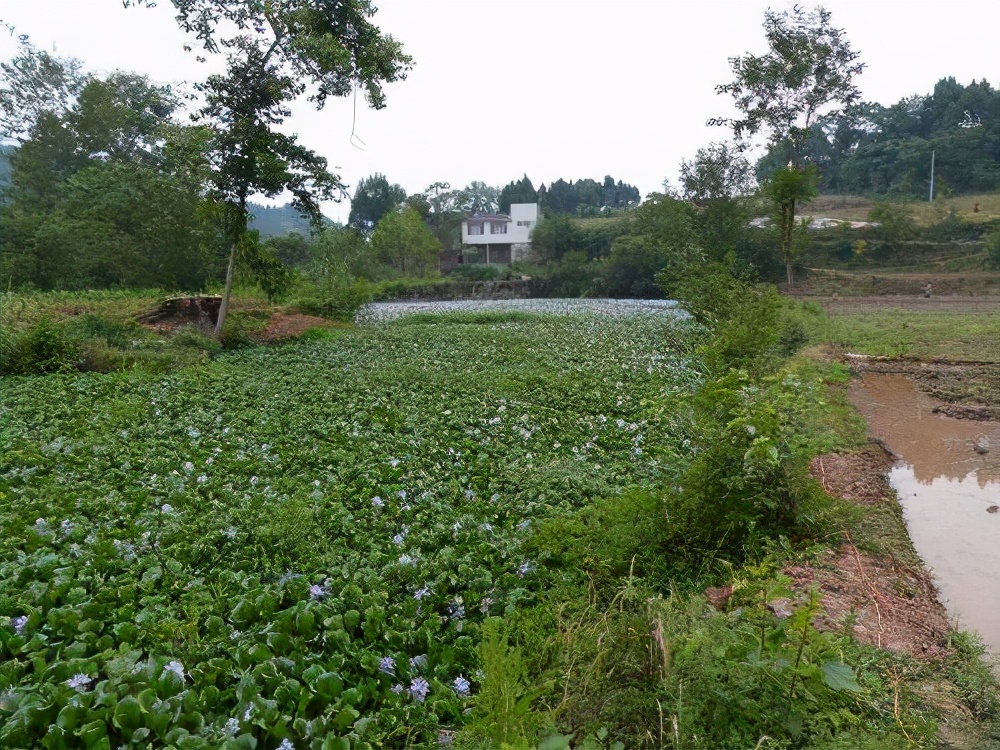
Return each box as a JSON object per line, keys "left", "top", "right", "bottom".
{"left": 849, "top": 373, "right": 1000, "bottom": 652}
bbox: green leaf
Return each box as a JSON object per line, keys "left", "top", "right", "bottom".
{"left": 332, "top": 707, "right": 359, "bottom": 732}
{"left": 821, "top": 660, "right": 862, "bottom": 692}
{"left": 314, "top": 672, "right": 343, "bottom": 700}
{"left": 538, "top": 735, "right": 572, "bottom": 750}
{"left": 113, "top": 696, "right": 142, "bottom": 732}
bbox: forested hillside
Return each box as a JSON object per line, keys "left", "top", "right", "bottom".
{"left": 247, "top": 202, "right": 335, "bottom": 238}
{"left": 757, "top": 77, "right": 1000, "bottom": 196}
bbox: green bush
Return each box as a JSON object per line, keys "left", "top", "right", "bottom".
{"left": 0, "top": 319, "right": 79, "bottom": 375}
{"left": 295, "top": 279, "right": 374, "bottom": 321}
{"left": 447, "top": 264, "right": 506, "bottom": 282}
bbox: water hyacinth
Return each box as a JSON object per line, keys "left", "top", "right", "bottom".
{"left": 379, "top": 656, "right": 396, "bottom": 675}
{"left": 309, "top": 583, "right": 330, "bottom": 600}
{"left": 64, "top": 674, "right": 93, "bottom": 691}
{"left": 0, "top": 302, "right": 703, "bottom": 746}
{"left": 453, "top": 675, "right": 471, "bottom": 697}
{"left": 409, "top": 677, "right": 430, "bottom": 703}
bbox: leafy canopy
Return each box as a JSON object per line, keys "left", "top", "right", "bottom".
{"left": 713, "top": 4, "right": 865, "bottom": 158}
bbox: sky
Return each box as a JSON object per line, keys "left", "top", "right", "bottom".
{"left": 2, "top": 0, "right": 998, "bottom": 222}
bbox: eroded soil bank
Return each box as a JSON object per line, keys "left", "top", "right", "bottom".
{"left": 848, "top": 369, "right": 1000, "bottom": 653}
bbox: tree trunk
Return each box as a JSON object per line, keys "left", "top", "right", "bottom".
{"left": 782, "top": 198, "right": 796, "bottom": 288}
{"left": 214, "top": 241, "right": 237, "bottom": 336}
{"left": 214, "top": 198, "right": 246, "bottom": 337}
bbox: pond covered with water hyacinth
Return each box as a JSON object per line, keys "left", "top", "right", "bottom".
{"left": 0, "top": 310, "right": 702, "bottom": 748}
{"left": 356, "top": 297, "right": 688, "bottom": 324}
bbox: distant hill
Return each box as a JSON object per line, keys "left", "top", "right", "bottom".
{"left": 248, "top": 202, "right": 337, "bottom": 238}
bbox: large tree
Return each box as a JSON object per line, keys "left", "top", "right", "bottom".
{"left": 677, "top": 142, "right": 757, "bottom": 265}
{"left": 498, "top": 174, "right": 537, "bottom": 213}
{"left": 0, "top": 44, "right": 87, "bottom": 143}
{"left": 127, "top": 0, "right": 412, "bottom": 334}
{"left": 713, "top": 4, "right": 864, "bottom": 285}
{"left": 348, "top": 172, "right": 407, "bottom": 234}
{"left": 370, "top": 206, "right": 441, "bottom": 276}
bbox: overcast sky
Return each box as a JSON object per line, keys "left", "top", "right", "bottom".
{"left": 2, "top": 0, "right": 998, "bottom": 222}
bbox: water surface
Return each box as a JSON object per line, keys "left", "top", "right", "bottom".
{"left": 849, "top": 373, "right": 1000, "bottom": 651}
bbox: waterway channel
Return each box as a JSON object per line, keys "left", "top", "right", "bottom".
{"left": 849, "top": 373, "right": 1000, "bottom": 653}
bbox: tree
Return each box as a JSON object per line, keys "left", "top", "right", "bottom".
{"left": 498, "top": 175, "right": 537, "bottom": 213}
{"left": 370, "top": 207, "right": 441, "bottom": 276}
{"left": 762, "top": 164, "right": 819, "bottom": 285}
{"left": 127, "top": 0, "right": 412, "bottom": 334}
{"left": 678, "top": 142, "right": 757, "bottom": 265}
{"left": 713, "top": 4, "right": 864, "bottom": 285}
{"left": 679, "top": 141, "right": 754, "bottom": 206}
{"left": 457, "top": 181, "right": 499, "bottom": 214}
{"left": 349, "top": 173, "right": 407, "bottom": 234}
{"left": 0, "top": 58, "right": 219, "bottom": 291}
{"left": 0, "top": 43, "right": 87, "bottom": 143}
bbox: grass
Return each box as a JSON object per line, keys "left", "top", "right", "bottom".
{"left": 801, "top": 309, "right": 1000, "bottom": 361}
{"left": 808, "top": 192, "right": 1000, "bottom": 227}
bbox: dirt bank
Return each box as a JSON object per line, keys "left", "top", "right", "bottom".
{"left": 794, "top": 446, "right": 952, "bottom": 661}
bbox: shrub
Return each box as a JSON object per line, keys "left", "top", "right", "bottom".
{"left": 295, "top": 279, "right": 374, "bottom": 322}
{"left": 0, "top": 319, "right": 79, "bottom": 375}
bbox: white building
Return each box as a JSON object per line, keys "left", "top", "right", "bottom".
{"left": 460, "top": 203, "right": 539, "bottom": 264}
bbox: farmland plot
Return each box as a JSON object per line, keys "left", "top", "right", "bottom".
{"left": 0, "top": 312, "right": 701, "bottom": 748}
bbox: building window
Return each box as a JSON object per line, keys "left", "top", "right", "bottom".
{"left": 490, "top": 221, "right": 507, "bottom": 235}
{"left": 468, "top": 223, "right": 483, "bottom": 235}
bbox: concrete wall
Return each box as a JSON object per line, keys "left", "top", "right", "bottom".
{"left": 461, "top": 203, "right": 538, "bottom": 246}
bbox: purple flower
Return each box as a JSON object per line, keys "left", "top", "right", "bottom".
{"left": 164, "top": 660, "right": 185, "bottom": 681}
{"left": 65, "top": 674, "right": 93, "bottom": 691}
{"left": 379, "top": 656, "right": 396, "bottom": 675}
{"left": 309, "top": 584, "right": 329, "bottom": 600}
{"left": 409, "top": 677, "right": 430, "bottom": 703}
{"left": 517, "top": 561, "right": 533, "bottom": 576}
{"left": 371, "top": 496, "right": 385, "bottom": 509}
{"left": 453, "top": 675, "right": 471, "bottom": 697}
{"left": 390, "top": 683, "right": 404, "bottom": 694}
{"left": 11, "top": 615, "right": 28, "bottom": 635}
{"left": 413, "top": 586, "right": 431, "bottom": 601}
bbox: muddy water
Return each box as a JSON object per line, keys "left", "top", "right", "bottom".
{"left": 849, "top": 373, "right": 1000, "bottom": 652}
